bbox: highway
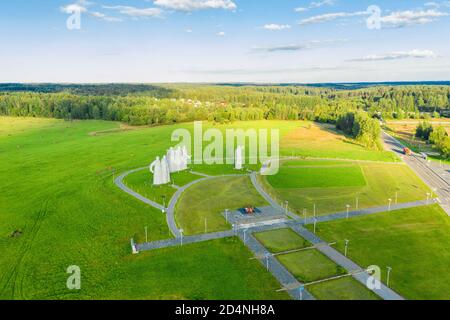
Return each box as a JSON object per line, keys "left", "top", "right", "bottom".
{"left": 382, "top": 132, "right": 450, "bottom": 216}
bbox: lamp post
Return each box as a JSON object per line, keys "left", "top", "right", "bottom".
{"left": 426, "top": 192, "right": 430, "bottom": 205}
{"left": 205, "top": 218, "right": 207, "bottom": 234}
{"left": 346, "top": 205, "right": 350, "bottom": 219}
{"left": 285, "top": 201, "right": 289, "bottom": 215}
{"left": 162, "top": 195, "right": 167, "bottom": 213}
{"left": 387, "top": 267, "right": 392, "bottom": 287}
{"left": 313, "top": 218, "right": 318, "bottom": 235}
{"left": 313, "top": 203, "right": 316, "bottom": 218}
{"left": 356, "top": 197, "right": 359, "bottom": 210}
{"left": 265, "top": 253, "right": 270, "bottom": 271}
{"left": 388, "top": 198, "right": 392, "bottom": 212}
{"left": 303, "top": 209, "right": 307, "bottom": 225}
{"left": 180, "top": 229, "right": 184, "bottom": 246}
{"left": 395, "top": 192, "right": 398, "bottom": 205}
{"left": 145, "top": 226, "right": 148, "bottom": 243}
{"left": 344, "top": 239, "right": 349, "bottom": 257}
{"left": 298, "top": 285, "right": 304, "bottom": 301}
{"left": 225, "top": 209, "right": 229, "bottom": 223}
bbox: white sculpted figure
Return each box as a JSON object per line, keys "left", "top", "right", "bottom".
{"left": 149, "top": 157, "right": 163, "bottom": 186}
{"left": 161, "top": 155, "right": 171, "bottom": 184}
{"left": 181, "top": 145, "right": 190, "bottom": 171}
{"left": 235, "top": 146, "right": 243, "bottom": 170}
{"left": 167, "top": 148, "right": 176, "bottom": 173}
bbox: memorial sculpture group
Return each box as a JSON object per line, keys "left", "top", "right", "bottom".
{"left": 150, "top": 145, "right": 245, "bottom": 186}
{"left": 149, "top": 146, "right": 190, "bottom": 186}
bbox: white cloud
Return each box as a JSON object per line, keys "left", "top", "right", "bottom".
{"left": 252, "top": 39, "right": 347, "bottom": 53}
{"left": 153, "top": 0, "right": 237, "bottom": 11}
{"left": 60, "top": 0, "right": 89, "bottom": 14}
{"left": 380, "top": 9, "right": 449, "bottom": 27}
{"left": 295, "top": 0, "right": 335, "bottom": 13}
{"left": 351, "top": 49, "right": 437, "bottom": 61}
{"left": 299, "top": 11, "right": 368, "bottom": 25}
{"left": 89, "top": 12, "right": 122, "bottom": 22}
{"left": 217, "top": 31, "right": 226, "bottom": 36}
{"left": 262, "top": 24, "right": 291, "bottom": 31}
{"left": 103, "top": 5, "right": 163, "bottom": 18}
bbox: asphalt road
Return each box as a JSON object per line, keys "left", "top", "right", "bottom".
{"left": 382, "top": 132, "right": 450, "bottom": 215}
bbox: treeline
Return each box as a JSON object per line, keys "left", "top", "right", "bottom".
{"left": 1, "top": 84, "right": 450, "bottom": 127}
{"left": 336, "top": 112, "right": 382, "bottom": 150}
{"left": 415, "top": 121, "right": 450, "bottom": 158}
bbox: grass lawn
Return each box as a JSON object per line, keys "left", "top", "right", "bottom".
{"left": 0, "top": 117, "right": 284, "bottom": 299}
{"left": 175, "top": 176, "right": 268, "bottom": 235}
{"left": 308, "top": 277, "right": 380, "bottom": 300}
{"left": 123, "top": 168, "right": 201, "bottom": 206}
{"left": 253, "top": 228, "right": 311, "bottom": 253}
{"left": 261, "top": 160, "right": 431, "bottom": 216}
{"left": 267, "top": 165, "right": 366, "bottom": 189}
{"left": 277, "top": 249, "right": 346, "bottom": 283}
{"left": 280, "top": 122, "right": 397, "bottom": 162}
{"left": 0, "top": 117, "right": 405, "bottom": 299}
{"left": 103, "top": 238, "right": 289, "bottom": 300}
{"left": 306, "top": 205, "right": 450, "bottom": 300}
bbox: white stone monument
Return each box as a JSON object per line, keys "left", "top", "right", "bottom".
{"left": 149, "top": 157, "right": 163, "bottom": 185}
{"left": 161, "top": 155, "right": 171, "bottom": 184}
{"left": 181, "top": 146, "right": 190, "bottom": 171}
{"left": 235, "top": 146, "right": 243, "bottom": 170}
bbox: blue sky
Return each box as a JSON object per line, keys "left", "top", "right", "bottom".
{"left": 1, "top": 0, "right": 450, "bottom": 83}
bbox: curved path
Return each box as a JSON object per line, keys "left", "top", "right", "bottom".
{"left": 114, "top": 167, "right": 166, "bottom": 212}
{"left": 115, "top": 167, "right": 250, "bottom": 238}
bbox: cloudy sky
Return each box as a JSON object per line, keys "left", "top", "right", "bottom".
{"left": 1, "top": 0, "right": 450, "bottom": 83}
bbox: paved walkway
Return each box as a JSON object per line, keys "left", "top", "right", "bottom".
{"left": 237, "top": 230, "right": 315, "bottom": 301}
{"left": 114, "top": 167, "right": 166, "bottom": 212}
{"left": 290, "top": 225, "right": 404, "bottom": 300}
{"left": 137, "top": 230, "right": 234, "bottom": 251}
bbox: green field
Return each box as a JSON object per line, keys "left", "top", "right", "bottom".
{"left": 253, "top": 228, "right": 311, "bottom": 253}
{"left": 308, "top": 277, "right": 380, "bottom": 300}
{"left": 123, "top": 169, "right": 201, "bottom": 206}
{"left": 0, "top": 117, "right": 285, "bottom": 299}
{"left": 175, "top": 176, "right": 268, "bottom": 235}
{"left": 0, "top": 116, "right": 433, "bottom": 300}
{"left": 307, "top": 205, "right": 450, "bottom": 300}
{"left": 267, "top": 165, "right": 366, "bottom": 189}
{"left": 262, "top": 160, "right": 431, "bottom": 216}
{"left": 277, "top": 249, "right": 346, "bottom": 283}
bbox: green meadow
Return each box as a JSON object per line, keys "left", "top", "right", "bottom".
{"left": 175, "top": 176, "right": 267, "bottom": 235}
{"left": 0, "top": 116, "right": 438, "bottom": 300}
{"left": 261, "top": 160, "right": 431, "bottom": 216}
{"left": 253, "top": 228, "right": 311, "bottom": 253}
{"left": 307, "top": 205, "right": 450, "bottom": 300}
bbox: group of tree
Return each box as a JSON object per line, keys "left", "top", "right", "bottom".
{"left": 415, "top": 121, "right": 450, "bottom": 158}
{"left": 336, "top": 112, "right": 382, "bottom": 150}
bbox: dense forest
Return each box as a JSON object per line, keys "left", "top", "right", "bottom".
{"left": 2, "top": 83, "right": 449, "bottom": 152}
{"left": 1, "top": 83, "right": 449, "bottom": 127}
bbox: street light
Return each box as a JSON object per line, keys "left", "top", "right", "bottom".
{"left": 225, "top": 209, "right": 229, "bottom": 223}
{"left": 162, "top": 195, "right": 167, "bottom": 213}
{"left": 313, "top": 203, "right": 316, "bottom": 218}
{"left": 265, "top": 253, "right": 270, "bottom": 271}
{"left": 285, "top": 201, "right": 289, "bottom": 215}
{"left": 344, "top": 239, "right": 349, "bottom": 257}
{"left": 145, "top": 226, "right": 148, "bottom": 243}
{"left": 387, "top": 267, "right": 392, "bottom": 287}
{"left": 426, "top": 192, "right": 431, "bottom": 205}
{"left": 298, "top": 285, "right": 305, "bottom": 301}
{"left": 346, "top": 205, "right": 350, "bottom": 219}
{"left": 205, "top": 218, "right": 207, "bottom": 234}
{"left": 395, "top": 192, "right": 398, "bottom": 205}
{"left": 180, "top": 229, "right": 184, "bottom": 246}
{"left": 303, "top": 209, "right": 307, "bottom": 225}
{"left": 356, "top": 197, "right": 359, "bottom": 210}
{"left": 313, "top": 218, "right": 318, "bottom": 234}
{"left": 388, "top": 198, "right": 392, "bottom": 212}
